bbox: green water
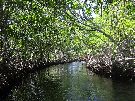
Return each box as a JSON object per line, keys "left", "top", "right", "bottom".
{"left": 7, "top": 62, "right": 135, "bottom": 101}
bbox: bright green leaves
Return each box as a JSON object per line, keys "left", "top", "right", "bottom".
{"left": 74, "top": 0, "right": 135, "bottom": 56}
{"left": 86, "top": 8, "right": 92, "bottom": 15}
{"left": 72, "top": 1, "right": 84, "bottom": 10}
{"left": 2, "top": 0, "right": 135, "bottom": 62}
{"left": 72, "top": 1, "right": 79, "bottom": 9}
{"left": 93, "top": 0, "right": 135, "bottom": 58}
{"left": 4, "top": 0, "right": 65, "bottom": 61}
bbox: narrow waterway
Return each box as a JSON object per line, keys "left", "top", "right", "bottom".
{"left": 6, "top": 62, "right": 135, "bottom": 101}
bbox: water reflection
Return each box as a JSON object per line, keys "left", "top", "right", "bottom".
{"left": 7, "top": 62, "right": 135, "bottom": 101}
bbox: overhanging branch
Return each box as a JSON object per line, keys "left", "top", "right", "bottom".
{"left": 66, "top": 6, "right": 115, "bottom": 43}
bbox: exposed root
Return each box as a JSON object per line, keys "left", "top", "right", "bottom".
{"left": 86, "top": 55, "right": 135, "bottom": 81}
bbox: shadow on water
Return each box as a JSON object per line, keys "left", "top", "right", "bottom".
{"left": 6, "top": 62, "right": 135, "bottom": 101}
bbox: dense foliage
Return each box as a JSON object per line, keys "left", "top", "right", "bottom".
{"left": 0, "top": 0, "right": 135, "bottom": 79}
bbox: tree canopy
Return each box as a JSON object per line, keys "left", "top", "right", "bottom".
{"left": 0, "top": 0, "right": 135, "bottom": 63}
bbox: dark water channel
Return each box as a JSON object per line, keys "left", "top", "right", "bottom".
{"left": 7, "top": 62, "right": 135, "bottom": 101}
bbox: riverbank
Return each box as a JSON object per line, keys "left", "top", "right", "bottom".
{"left": 0, "top": 58, "right": 78, "bottom": 100}
{"left": 85, "top": 55, "right": 135, "bottom": 81}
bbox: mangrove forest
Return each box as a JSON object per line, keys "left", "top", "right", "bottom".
{"left": 0, "top": 0, "right": 135, "bottom": 100}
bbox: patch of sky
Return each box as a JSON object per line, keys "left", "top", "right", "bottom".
{"left": 77, "top": 0, "right": 98, "bottom": 18}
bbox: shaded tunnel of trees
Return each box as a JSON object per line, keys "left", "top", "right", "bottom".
{"left": 0, "top": 0, "right": 135, "bottom": 99}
